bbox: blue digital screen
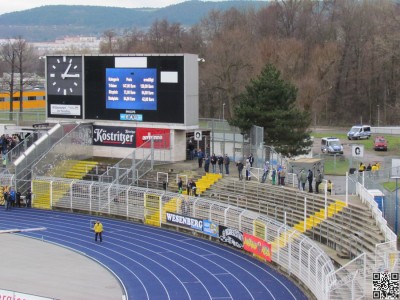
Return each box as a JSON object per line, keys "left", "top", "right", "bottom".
{"left": 106, "top": 68, "right": 157, "bottom": 110}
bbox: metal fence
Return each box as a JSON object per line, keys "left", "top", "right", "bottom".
{"left": 99, "top": 134, "right": 173, "bottom": 185}
{"left": 14, "top": 122, "right": 79, "bottom": 194}
{"left": 349, "top": 167, "right": 400, "bottom": 235}
{"left": 28, "top": 176, "right": 400, "bottom": 299}
{"left": 32, "top": 176, "right": 336, "bottom": 299}
{"left": 0, "top": 111, "right": 46, "bottom": 126}
{"left": 199, "top": 119, "right": 267, "bottom": 167}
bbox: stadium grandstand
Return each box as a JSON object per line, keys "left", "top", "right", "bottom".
{"left": 0, "top": 53, "right": 398, "bottom": 299}
{"left": 0, "top": 120, "right": 397, "bottom": 299}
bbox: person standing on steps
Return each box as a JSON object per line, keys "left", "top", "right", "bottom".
{"left": 261, "top": 161, "right": 269, "bottom": 183}
{"left": 271, "top": 168, "right": 276, "bottom": 185}
{"left": 94, "top": 220, "right": 103, "bottom": 243}
{"left": 248, "top": 154, "right": 254, "bottom": 167}
{"left": 197, "top": 148, "right": 204, "bottom": 168}
{"left": 224, "top": 154, "right": 230, "bottom": 175}
{"left": 204, "top": 154, "right": 210, "bottom": 173}
{"left": 299, "top": 169, "right": 307, "bottom": 191}
{"left": 307, "top": 169, "right": 313, "bottom": 193}
{"left": 210, "top": 154, "right": 217, "bottom": 173}
{"left": 177, "top": 177, "right": 183, "bottom": 194}
{"left": 217, "top": 155, "right": 224, "bottom": 174}
{"left": 315, "top": 169, "right": 323, "bottom": 194}
{"left": 237, "top": 160, "right": 244, "bottom": 180}
{"left": 245, "top": 159, "right": 251, "bottom": 180}
{"left": 188, "top": 140, "right": 195, "bottom": 160}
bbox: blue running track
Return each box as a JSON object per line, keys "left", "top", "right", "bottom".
{"left": 0, "top": 208, "right": 308, "bottom": 300}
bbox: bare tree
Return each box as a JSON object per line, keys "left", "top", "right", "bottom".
{"left": 101, "top": 30, "right": 117, "bottom": 53}
{"left": 0, "top": 40, "right": 17, "bottom": 116}
{"left": 148, "top": 19, "right": 185, "bottom": 53}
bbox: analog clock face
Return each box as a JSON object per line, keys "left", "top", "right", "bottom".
{"left": 47, "top": 56, "right": 83, "bottom": 96}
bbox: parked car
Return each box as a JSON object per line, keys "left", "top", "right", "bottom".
{"left": 374, "top": 136, "right": 388, "bottom": 151}
{"left": 347, "top": 125, "right": 371, "bottom": 140}
{"left": 321, "top": 137, "right": 344, "bottom": 154}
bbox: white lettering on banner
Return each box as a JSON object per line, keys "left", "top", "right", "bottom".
{"left": 223, "top": 228, "right": 243, "bottom": 241}
{"left": 142, "top": 133, "right": 163, "bottom": 141}
{"left": 219, "top": 227, "right": 243, "bottom": 249}
{"left": 93, "top": 128, "right": 134, "bottom": 145}
{"left": 165, "top": 212, "right": 203, "bottom": 230}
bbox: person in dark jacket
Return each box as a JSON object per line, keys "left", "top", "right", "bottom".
{"left": 248, "top": 153, "right": 254, "bottom": 167}
{"left": 204, "top": 155, "right": 210, "bottom": 173}
{"left": 307, "top": 169, "right": 313, "bottom": 193}
{"left": 217, "top": 155, "right": 224, "bottom": 174}
{"left": 210, "top": 154, "right": 217, "bottom": 173}
{"left": 25, "top": 189, "right": 32, "bottom": 208}
{"left": 16, "top": 191, "right": 21, "bottom": 207}
{"left": 177, "top": 177, "right": 183, "bottom": 194}
{"left": 237, "top": 161, "right": 244, "bottom": 180}
{"left": 197, "top": 148, "right": 204, "bottom": 168}
{"left": 224, "top": 154, "right": 230, "bottom": 175}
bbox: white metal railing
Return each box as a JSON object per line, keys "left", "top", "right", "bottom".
{"left": 34, "top": 176, "right": 335, "bottom": 300}
{"left": 26, "top": 176, "right": 400, "bottom": 299}
{"left": 356, "top": 182, "right": 397, "bottom": 242}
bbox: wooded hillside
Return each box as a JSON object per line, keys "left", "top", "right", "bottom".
{"left": 100, "top": 1, "right": 399, "bottom": 126}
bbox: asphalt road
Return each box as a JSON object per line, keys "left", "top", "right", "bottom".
{"left": 312, "top": 136, "right": 392, "bottom": 169}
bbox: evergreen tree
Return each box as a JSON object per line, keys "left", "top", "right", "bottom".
{"left": 230, "top": 64, "right": 312, "bottom": 157}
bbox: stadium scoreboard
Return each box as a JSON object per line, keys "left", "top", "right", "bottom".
{"left": 46, "top": 54, "right": 199, "bottom": 127}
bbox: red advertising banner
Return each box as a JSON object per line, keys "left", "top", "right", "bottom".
{"left": 243, "top": 233, "right": 272, "bottom": 262}
{"left": 136, "top": 128, "right": 170, "bottom": 149}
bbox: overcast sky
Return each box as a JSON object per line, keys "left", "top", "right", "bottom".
{"left": 1, "top": 0, "right": 223, "bottom": 15}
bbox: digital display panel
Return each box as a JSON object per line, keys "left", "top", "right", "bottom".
{"left": 84, "top": 55, "right": 187, "bottom": 124}
{"left": 106, "top": 68, "right": 157, "bottom": 110}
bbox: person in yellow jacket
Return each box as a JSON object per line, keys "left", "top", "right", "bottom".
{"left": 94, "top": 220, "right": 103, "bottom": 242}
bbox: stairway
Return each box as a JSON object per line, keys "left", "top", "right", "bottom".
{"left": 32, "top": 160, "right": 98, "bottom": 209}
{"left": 271, "top": 200, "right": 346, "bottom": 252}
{"left": 294, "top": 200, "right": 346, "bottom": 233}
{"left": 63, "top": 161, "right": 98, "bottom": 179}
{"left": 183, "top": 173, "right": 222, "bottom": 195}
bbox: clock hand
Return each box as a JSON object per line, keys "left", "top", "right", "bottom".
{"left": 61, "top": 63, "right": 72, "bottom": 79}
{"left": 63, "top": 74, "right": 80, "bottom": 78}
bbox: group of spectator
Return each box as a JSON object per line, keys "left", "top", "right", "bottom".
{"left": 200, "top": 152, "right": 231, "bottom": 175}
{"left": 1, "top": 134, "right": 21, "bottom": 165}
{"left": 187, "top": 179, "right": 197, "bottom": 196}
{"left": 0, "top": 133, "right": 35, "bottom": 166}
{"left": 358, "top": 162, "right": 381, "bottom": 175}
{"left": 297, "top": 169, "right": 331, "bottom": 194}
{"left": 2, "top": 186, "right": 32, "bottom": 209}
{"left": 236, "top": 154, "right": 255, "bottom": 181}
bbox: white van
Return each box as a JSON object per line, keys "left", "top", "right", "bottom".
{"left": 321, "top": 137, "right": 343, "bottom": 154}
{"left": 347, "top": 125, "right": 371, "bottom": 140}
